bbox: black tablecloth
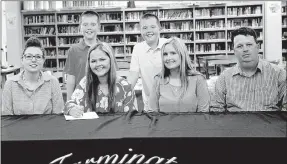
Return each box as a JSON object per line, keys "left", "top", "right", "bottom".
{"left": 1, "top": 112, "right": 287, "bottom": 140}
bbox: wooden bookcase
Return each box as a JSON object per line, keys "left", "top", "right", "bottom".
{"left": 282, "top": 3, "right": 287, "bottom": 63}
{"left": 21, "top": 2, "right": 265, "bottom": 73}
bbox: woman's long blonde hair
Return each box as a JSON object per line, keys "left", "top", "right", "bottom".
{"left": 85, "top": 42, "right": 117, "bottom": 112}
{"left": 159, "top": 37, "right": 200, "bottom": 99}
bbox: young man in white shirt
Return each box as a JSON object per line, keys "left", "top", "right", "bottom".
{"left": 128, "top": 13, "right": 167, "bottom": 112}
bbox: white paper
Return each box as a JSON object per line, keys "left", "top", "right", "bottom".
{"left": 64, "top": 112, "right": 99, "bottom": 121}
{"left": 6, "top": 12, "right": 17, "bottom": 29}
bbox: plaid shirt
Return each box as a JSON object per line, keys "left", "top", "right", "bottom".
{"left": 211, "top": 59, "right": 287, "bottom": 112}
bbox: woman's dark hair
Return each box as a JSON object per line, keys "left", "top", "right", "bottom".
{"left": 22, "top": 37, "right": 45, "bottom": 58}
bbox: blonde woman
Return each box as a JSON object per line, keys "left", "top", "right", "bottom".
{"left": 149, "top": 37, "right": 210, "bottom": 112}
{"left": 64, "top": 43, "right": 136, "bottom": 117}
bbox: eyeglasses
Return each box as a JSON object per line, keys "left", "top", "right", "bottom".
{"left": 23, "top": 54, "right": 44, "bottom": 61}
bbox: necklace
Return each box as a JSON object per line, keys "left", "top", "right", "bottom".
{"left": 170, "top": 84, "right": 182, "bottom": 96}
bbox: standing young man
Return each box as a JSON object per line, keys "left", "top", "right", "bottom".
{"left": 128, "top": 13, "right": 167, "bottom": 112}
{"left": 64, "top": 11, "right": 101, "bottom": 100}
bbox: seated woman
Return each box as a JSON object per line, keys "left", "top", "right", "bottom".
{"left": 2, "top": 37, "right": 64, "bottom": 115}
{"left": 64, "top": 43, "right": 136, "bottom": 117}
{"left": 149, "top": 37, "right": 210, "bottom": 112}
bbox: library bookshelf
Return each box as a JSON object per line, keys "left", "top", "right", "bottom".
{"left": 21, "top": 2, "right": 265, "bottom": 74}
{"left": 282, "top": 3, "right": 287, "bottom": 63}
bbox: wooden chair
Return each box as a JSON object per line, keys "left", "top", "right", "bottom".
{"left": 196, "top": 56, "right": 217, "bottom": 79}
{"left": 49, "top": 71, "right": 67, "bottom": 102}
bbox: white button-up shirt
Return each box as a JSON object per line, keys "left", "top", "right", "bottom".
{"left": 130, "top": 38, "right": 168, "bottom": 111}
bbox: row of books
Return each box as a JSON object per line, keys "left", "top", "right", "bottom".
{"left": 58, "top": 26, "right": 79, "bottom": 34}
{"left": 23, "top": 9, "right": 264, "bottom": 25}
{"left": 125, "top": 35, "right": 144, "bottom": 43}
{"left": 58, "top": 60, "right": 66, "bottom": 69}
{"left": 195, "top": 43, "right": 225, "bottom": 52}
{"left": 161, "top": 33, "right": 193, "bottom": 41}
{"left": 227, "top": 18, "right": 262, "bottom": 28}
{"left": 126, "top": 23, "right": 140, "bottom": 32}
{"left": 186, "top": 44, "right": 194, "bottom": 53}
{"left": 57, "top": 13, "right": 124, "bottom": 23}
{"left": 100, "top": 13, "right": 122, "bottom": 22}
{"left": 125, "top": 11, "right": 158, "bottom": 21}
{"left": 125, "top": 12, "right": 144, "bottom": 21}
{"left": 58, "top": 49, "right": 68, "bottom": 56}
{"left": 101, "top": 25, "right": 123, "bottom": 32}
{"left": 45, "top": 49, "right": 56, "bottom": 57}
{"left": 158, "top": 10, "right": 193, "bottom": 20}
{"left": 58, "top": 37, "right": 80, "bottom": 46}
{"left": 24, "top": 27, "right": 55, "bottom": 35}
{"left": 24, "top": 15, "right": 55, "bottom": 24}
{"left": 227, "top": 6, "right": 262, "bottom": 16}
{"left": 44, "top": 59, "right": 57, "bottom": 69}
{"left": 126, "top": 47, "right": 133, "bottom": 55}
{"left": 98, "top": 36, "right": 124, "bottom": 44}
{"left": 23, "top": 1, "right": 56, "bottom": 10}
{"left": 283, "top": 18, "right": 287, "bottom": 26}
{"left": 57, "top": 14, "right": 80, "bottom": 23}
{"left": 196, "top": 32, "right": 225, "bottom": 40}
{"left": 62, "top": 1, "right": 96, "bottom": 8}
{"left": 161, "top": 22, "right": 193, "bottom": 31}
{"left": 195, "top": 20, "right": 225, "bottom": 29}
{"left": 194, "top": 8, "right": 225, "bottom": 17}
{"left": 29, "top": 31, "right": 265, "bottom": 48}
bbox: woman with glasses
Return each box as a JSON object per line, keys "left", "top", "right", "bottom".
{"left": 1, "top": 37, "right": 64, "bottom": 115}
{"left": 149, "top": 37, "right": 210, "bottom": 113}
{"left": 64, "top": 43, "right": 136, "bottom": 117}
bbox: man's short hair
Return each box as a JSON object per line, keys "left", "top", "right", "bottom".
{"left": 79, "top": 10, "right": 100, "bottom": 24}
{"left": 231, "top": 27, "right": 258, "bottom": 46}
{"left": 140, "top": 13, "right": 161, "bottom": 27}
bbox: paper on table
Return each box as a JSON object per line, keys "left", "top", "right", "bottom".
{"left": 64, "top": 112, "right": 99, "bottom": 121}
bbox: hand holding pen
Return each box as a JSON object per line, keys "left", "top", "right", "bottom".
{"left": 68, "top": 105, "right": 84, "bottom": 118}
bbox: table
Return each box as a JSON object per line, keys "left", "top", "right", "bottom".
{"left": 197, "top": 56, "right": 237, "bottom": 79}
{"left": 1, "top": 66, "right": 21, "bottom": 88}
{"left": 2, "top": 112, "right": 286, "bottom": 141}
{"left": 2, "top": 112, "right": 286, "bottom": 163}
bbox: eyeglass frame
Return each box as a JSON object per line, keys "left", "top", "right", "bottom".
{"left": 22, "top": 54, "right": 45, "bottom": 61}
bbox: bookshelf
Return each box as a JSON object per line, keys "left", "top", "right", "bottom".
{"left": 21, "top": 2, "right": 265, "bottom": 73}
{"left": 282, "top": 3, "right": 287, "bottom": 64}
